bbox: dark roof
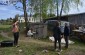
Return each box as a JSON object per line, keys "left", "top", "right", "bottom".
{"left": 44, "top": 12, "right": 85, "bottom": 22}
{"left": 62, "top": 12, "right": 85, "bottom": 17}
{"left": 43, "top": 16, "right": 68, "bottom": 22}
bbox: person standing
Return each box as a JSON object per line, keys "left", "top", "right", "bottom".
{"left": 12, "top": 19, "right": 19, "bottom": 47}
{"left": 53, "top": 22, "right": 62, "bottom": 51}
{"left": 64, "top": 23, "right": 70, "bottom": 48}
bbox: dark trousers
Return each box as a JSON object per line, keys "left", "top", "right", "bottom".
{"left": 64, "top": 36, "right": 69, "bottom": 48}
{"left": 54, "top": 38, "right": 61, "bottom": 50}
{"left": 13, "top": 32, "right": 19, "bottom": 45}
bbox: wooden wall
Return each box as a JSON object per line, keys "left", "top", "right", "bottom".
{"left": 68, "top": 13, "right": 85, "bottom": 25}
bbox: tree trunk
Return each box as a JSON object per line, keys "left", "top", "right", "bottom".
{"left": 56, "top": 0, "right": 59, "bottom": 20}
{"left": 59, "top": 0, "right": 64, "bottom": 24}
{"left": 60, "top": 0, "right": 64, "bottom": 17}
{"left": 22, "top": 0, "right": 28, "bottom": 37}
{"left": 40, "top": 0, "right": 42, "bottom": 22}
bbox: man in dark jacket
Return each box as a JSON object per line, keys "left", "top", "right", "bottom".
{"left": 53, "top": 22, "right": 61, "bottom": 51}
{"left": 64, "top": 23, "right": 70, "bottom": 48}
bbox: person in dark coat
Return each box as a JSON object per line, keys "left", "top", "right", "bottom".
{"left": 64, "top": 23, "right": 70, "bottom": 48}
{"left": 53, "top": 22, "right": 61, "bottom": 51}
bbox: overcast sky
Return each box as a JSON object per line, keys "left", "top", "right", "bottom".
{"left": 0, "top": 0, "right": 85, "bottom": 19}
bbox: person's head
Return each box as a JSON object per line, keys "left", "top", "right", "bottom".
{"left": 13, "top": 19, "right": 18, "bottom": 25}
{"left": 13, "top": 19, "right": 17, "bottom": 23}
{"left": 55, "top": 21, "right": 59, "bottom": 27}
{"left": 65, "top": 23, "right": 68, "bottom": 26}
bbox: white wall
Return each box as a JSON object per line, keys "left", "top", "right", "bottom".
{"left": 18, "top": 16, "right": 35, "bottom": 23}
{"left": 18, "top": 17, "right": 25, "bottom": 23}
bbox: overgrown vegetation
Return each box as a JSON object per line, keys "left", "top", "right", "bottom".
{"left": 0, "top": 35, "right": 7, "bottom": 41}
{"left": 0, "top": 24, "right": 11, "bottom": 32}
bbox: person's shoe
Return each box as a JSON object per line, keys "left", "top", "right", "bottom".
{"left": 57, "top": 52, "right": 60, "bottom": 55}
{"left": 16, "top": 45, "right": 20, "bottom": 47}
{"left": 57, "top": 49, "right": 63, "bottom": 52}
{"left": 59, "top": 49, "right": 63, "bottom": 52}
{"left": 55, "top": 49, "right": 58, "bottom": 51}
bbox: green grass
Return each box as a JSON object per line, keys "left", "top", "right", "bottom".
{"left": 0, "top": 35, "right": 9, "bottom": 41}
{"left": 0, "top": 35, "right": 85, "bottom": 55}
{"left": 0, "top": 24, "right": 11, "bottom": 32}
{"left": 62, "top": 39, "right": 85, "bottom": 55}
{"left": 0, "top": 25, "right": 11, "bottom": 28}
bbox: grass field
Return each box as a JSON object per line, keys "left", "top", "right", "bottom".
{"left": 0, "top": 34, "right": 85, "bottom": 55}
{"left": 0, "top": 24, "right": 11, "bottom": 31}
{"left": 0, "top": 25, "right": 11, "bottom": 28}
{"left": 0, "top": 35, "right": 8, "bottom": 41}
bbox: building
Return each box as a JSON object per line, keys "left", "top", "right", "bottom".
{"left": 44, "top": 12, "right": 85, "bottom": 25}
{"left": 18, "top": 14, "right": 41, "bottom": 23}
{"left": 18, "top": 15, "right": 35, "bottom": 23}
{"left": 68, "top": 13, "right": 85, "bottom": 25}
